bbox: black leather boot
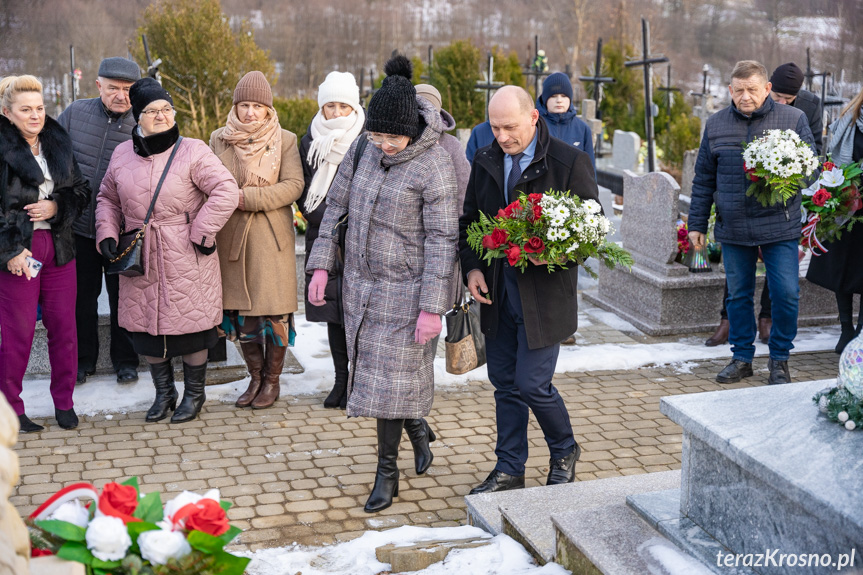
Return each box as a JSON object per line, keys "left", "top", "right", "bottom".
{"left": 716, "top": 359, "right": 753, "bottom": 383}
{"left": 364, "top": 418, "right": 404, "bottom": 513}
{"left": 146, "top": 361, "right": 178, "bottom": 422}
{"left": 324, "top": 323, "right": 349, "bottom": 409}
{"left": 836, "top": 322, "right": 856, "bottom": 354}
{"left": 236, "top": 342, "right": 264, "bottom": 408}
{"left": 404, "top": 418, "right": 436, "bottom": 474}
{"left": 171, "top": 362, "right": 207, "bottom": 423}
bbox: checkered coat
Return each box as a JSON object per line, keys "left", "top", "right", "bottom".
{"left": 307, "top": 98, "right": 458, "bottom": 419}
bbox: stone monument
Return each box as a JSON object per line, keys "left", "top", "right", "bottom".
{"left": 580, "top": 99, "right": 602, "bottom": 149}
{"left": 611, "top": 130, "right": 641, "bottom": 171}
{"left": 0, "top": 395, "right": 28, "bottom": 575}
{"left": 584, "top": 170, "right": 726, "bottom": 335}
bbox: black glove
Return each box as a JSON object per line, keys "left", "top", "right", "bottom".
{"left": 194, "top": 242, "right": 217, "bottom": 256}
{"left": 99, "top": 238, "right": 118, "bottom": 261}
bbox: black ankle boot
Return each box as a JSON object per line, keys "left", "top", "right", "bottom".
{"left": 323, "top": 378, "right": 347, "bottom": 409}
{"left": 171, "top": 362, "right": 207, "bottom": 423}
{"left": 836, "top": 322, "right": 857, "bottom": 354}
{"left": 18, "top": 414, "right": 44, "bottom": 433}
{"left": 404, "top": 418, "right": 436, "bottom": 474}
{"left": 146, "top": 361, "right": 178, "bottom": 422}
{"left": 364, "top": 418, "right": 404, "bottom": 513}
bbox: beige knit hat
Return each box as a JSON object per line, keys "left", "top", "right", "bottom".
{"left": 415, "top": 84, "right": 442, "bottom": 112}
{"left": 233, "top": 71, "right": 272, "bottom": 107}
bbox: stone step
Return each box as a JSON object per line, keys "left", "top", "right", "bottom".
{"left": 553, "top": 502, "right": 717, "bottom": 575}
{"left": 466, "top": 470, "right": 680, "bottom": 564}
{"left": 627, "top": 489, "right": 755, "bottom": 575}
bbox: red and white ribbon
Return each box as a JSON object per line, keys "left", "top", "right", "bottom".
{"left": 29, "top": 483, "right": 99, "bottom": 520}
{"left": 802, "top": 212, "right": 828, "bottom": 256}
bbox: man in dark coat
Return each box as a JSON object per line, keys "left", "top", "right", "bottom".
{"left": 769, "top": 62, "right": 824, "bottom": 155}
{"left": 689, "top": 61, "right": 815, "bottom": 387}
{"left": 57, "top": 57, "right": 140, "bottom": 384}
{"left": 459, "top": 86, "right": 599, "bottom": 493}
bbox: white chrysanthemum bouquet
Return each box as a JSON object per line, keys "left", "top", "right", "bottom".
{"left": 466, "top": 190, "right": 632, "bottom": 276}
{"left": 742, "top": 129, "right": 818, "bottom": 207}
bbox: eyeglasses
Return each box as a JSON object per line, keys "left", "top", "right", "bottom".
{"left": 140, "top": 106, "right": 175, "bottom": 118}
{"left": 366, "top": 133, "right": 407, "bottom": 147}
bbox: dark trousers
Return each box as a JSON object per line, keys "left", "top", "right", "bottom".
{"left": 74, "top": 234, "right": 138, "bottom": 373}
{"left": 720, "top": 280, "right": 771, "bottom": 320}
{"left": 0, "top": 231, "right": 76, "bottom": 415}
{"left": 485, "top": 265, "right": 576, "bottom": 476}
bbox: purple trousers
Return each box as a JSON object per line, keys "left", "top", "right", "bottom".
{"left": 0, "top": 230, "right": 77, "bottom": 416}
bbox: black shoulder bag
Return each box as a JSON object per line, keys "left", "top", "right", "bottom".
{"left": 332, "top": 135, "right": 368, "bottom": 259}
{"left": 107, "top": 136, "right": 183, "bottom": 277}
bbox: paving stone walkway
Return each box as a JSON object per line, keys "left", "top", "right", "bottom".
{"left": 12, "top": 342, "right": 838, "bottom": 553}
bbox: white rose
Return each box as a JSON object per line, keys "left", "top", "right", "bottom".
{"left": 163, "top": 489, "right": 220, "bottom": 526}
{"left": 138, "top": 529, "right": 192, "bottom": 566}
{"left": 49, "top": 500, "right": 90, "bottom": 528}
{"left": 85, "top": 516, "right": 131, "bottom": 561}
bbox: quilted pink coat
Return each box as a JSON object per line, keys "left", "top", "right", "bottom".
{"left": 96, "top": 137, "right": 239, "bottom": 336}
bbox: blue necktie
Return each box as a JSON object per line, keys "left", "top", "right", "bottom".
{"left": 507, "top": 153, "right": 525, "bottom": 202}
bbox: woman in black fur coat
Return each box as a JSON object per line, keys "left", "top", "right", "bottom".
{"left": 0, "top": 75, "right": 89, "bottom": 433}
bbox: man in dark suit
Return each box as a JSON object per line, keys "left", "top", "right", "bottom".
{"left": 459, "top": 86, "right": 599, "bottom": 493}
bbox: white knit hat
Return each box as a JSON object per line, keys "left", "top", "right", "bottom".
{"left": 317, "top": 71, "right": 361, "bottom": 110}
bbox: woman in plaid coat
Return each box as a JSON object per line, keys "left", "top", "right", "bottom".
{"left": 307, "top": 56, "right": 458, "bottom": 513}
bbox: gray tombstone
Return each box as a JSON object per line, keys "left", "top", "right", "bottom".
{"left": 612, "top": 130, "right": 641, "bottom": 171}
{"left": 679, "top": 149, "right": 698, "bottom": 198}
{"left": 580, "top": 99, "right": 602, "bottom": 144}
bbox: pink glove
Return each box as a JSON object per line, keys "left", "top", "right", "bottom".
{"left": 414, "top": 311, "right": 442, "bottom": 344}
{"left": 308, "top": 269, "right": 328, "bottom": 306}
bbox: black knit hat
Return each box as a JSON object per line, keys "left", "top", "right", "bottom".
{"left": 365, "top": 55, "right": 418, "bottom": 138}
{"left": 770, "top": 63, "right": 805, "bottom": 96}
{"left": 129, "top": 78, "right": 174, "bottom": 122}
{"left": 542, "top": 72, "right": 573, "bottom": 104}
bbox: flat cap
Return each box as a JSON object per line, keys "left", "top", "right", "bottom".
{"left": 97, "top": 57, "right": 141, "bottom": 83}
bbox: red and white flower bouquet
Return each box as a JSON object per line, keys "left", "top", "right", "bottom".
{"left": 27, "top": 477, "right": 249, "bottom": 575}
{"left": 466, "top": 190, "right": 632, "bottom": 277}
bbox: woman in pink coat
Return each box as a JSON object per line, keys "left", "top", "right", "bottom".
{"left": 96, "top": 78, "right": 239, "bottom": 424}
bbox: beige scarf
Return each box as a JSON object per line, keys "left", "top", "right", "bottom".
{"left": 219, "top": 106, "right": 282, "bottom": 187}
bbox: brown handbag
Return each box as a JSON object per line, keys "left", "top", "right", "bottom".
{"left": 444, "top": 267, "right": 487, "bottom": 375}
{"left": 106, "top": 137, "right": 183, "bottom": 277}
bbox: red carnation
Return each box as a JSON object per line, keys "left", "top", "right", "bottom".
{"left": 812, "top": 188, "right": 832, "bottom": 207}
{"left": 823, "top": 161, "right": 835, "bottom": 171}
{"left": 505, "top": 243, "right": 521, "bottom": 266}
{"left": 524, "top": 236, "right": 545, "bottom": 254}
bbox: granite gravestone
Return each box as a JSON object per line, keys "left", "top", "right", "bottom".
{"left": 584, "top": 170, "right": 725, "bottom": 335}
{"left": 612, "top": 130, "right": 641, "bottom": 171}
{"left": 580, "top": 99, "right": 602, "bottom": 147}
{"left": 679, "top": 149, "right": 698, "bottom": 198}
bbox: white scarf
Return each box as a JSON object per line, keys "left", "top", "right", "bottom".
{"left": 828, "top": 108, "right": 863, "bottom": 166}
{"left": 304, "top": 108, "right": 365, "bottom": 213}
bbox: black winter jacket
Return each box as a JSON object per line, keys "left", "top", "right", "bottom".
{"left": 57, "top": 97, "right": 135, "bottom": 239}
{"left": 689, "top": 98, "right": 814, "bottom": 246}
{"left": 793, "top": 89, "right": 823, "bottom": 156}
{"left": 459, "top": 117, "right": 599, "bottom": 349}
{"left": 0, "top": 115, "right": 90, "bottom": 269}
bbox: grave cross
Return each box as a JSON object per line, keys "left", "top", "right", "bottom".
{"left": 420, "top": 45, "right": 434, "bottom": 83}
{"left": 361, "top": 67, "right": 378, "bottom": 102}
{"left": 578, "top": 38, "right": 616, "bottom": 154}
{"left": 624, "top": 18, "right": 668, "bottom": 173}
{"left": 803, "top": 48, "right": 830, "bottom": 94}
{"left": 689, "top": 64, "right": 710, "bottom": 106}
{"left": 656, "top": 64, "right": 680, "bottom": 132}
{"left": 523, "top": 35, "right": 552, "bottom": 98}
{"left": 474, "top": 53, "right": 504, "bottom": 121}
{"left": 142, "top": 35, "right": 162, "bottom": 84}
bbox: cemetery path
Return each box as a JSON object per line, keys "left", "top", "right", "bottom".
{"left": 12, "top": 348, "right": 838, "bottom": 552}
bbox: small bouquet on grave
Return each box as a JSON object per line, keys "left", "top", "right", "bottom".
{"left": 742, "top": 129, "right": 819, "bottom": 207}
{"left": 465, "top": 190, "right": 633, "bottom": 277}
{"left": 813, "top": 332, "right": 863, "bottom": 431}
{"left": 800, "top": 160, "right": 863, "bottom": 256}
{"left": 675, "top": 220, "right": 690, "bottom": 259}
{"left": 26, "top": 477, "right": 249, "bottom": 575}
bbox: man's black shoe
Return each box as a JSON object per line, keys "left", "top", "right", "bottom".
{"left": 76, "top": 368, "right": 95, "bottom": 384}
{"left": 716, "top": 359, "right": 753, "bottom": 383}
{"left": 547, "top": 444, "right": 581, "bottom": 485}
{"left": 55, "top": 408, "right": 79, "bottom": 430}
{"left": 116, "top": 366, "right": 139, "bottom": 384}
{"left": 469, "top": 470, "right": 525, "bottom": 495}
{"left": 767, "top": 358, "right": 791, "bottom": 385}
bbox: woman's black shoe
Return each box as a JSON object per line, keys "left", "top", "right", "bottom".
{"left": 364, "top": 418, "right": 404, "bottom": 513}
{"left": 146, "top": 361, "right": 178, "bottom": 422}
{"left": 18, "top": 414, "right": 44, "bottom": 433}
{"left": 55, "top": 408, "right": 79, "bottom": 430}
{"left": 171, "top": 362, "right": 207, "bottom": 423}
{"left": 836, "top": 322, "right": 857, "bottom": 354}
{"left": 323, "top": 380, "right": 346, "bottom": 408}
{"left": 404, "top": 418, "right": 435, "bottom": 474}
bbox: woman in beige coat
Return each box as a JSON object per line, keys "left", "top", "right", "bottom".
{"left": 209, "top": 71, "right": 304, "bottom": 409}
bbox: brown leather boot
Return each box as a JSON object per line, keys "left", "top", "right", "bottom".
{"left": 705, "top": 319, "right": 729, "bottom": 347}
{"left": 251, "top": 344, "right": 286, "bottom": 409}
{"left": 758, "top": 317, "right": 772, "bottom": 345}
{"left": 235, "top": 342, "right": 264, "bottom": 408}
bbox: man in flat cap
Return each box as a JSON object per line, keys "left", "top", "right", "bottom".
{"left": 770, "top": 62, "right": 823, "bottom": 155}
{"left": 58, "top": 57, "right": 141, "bottom": 385}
